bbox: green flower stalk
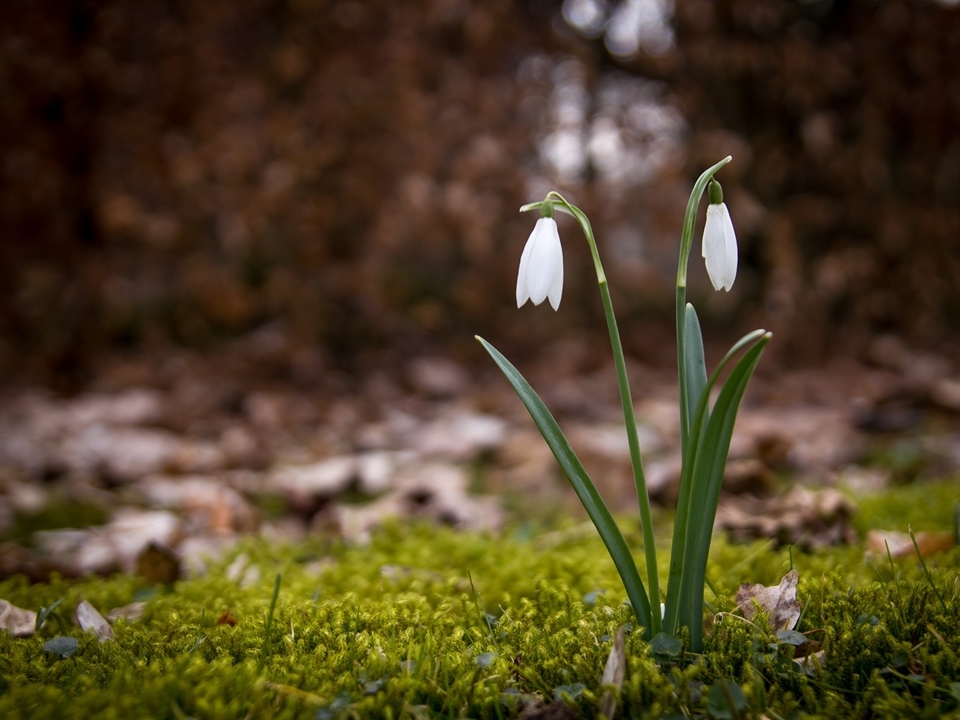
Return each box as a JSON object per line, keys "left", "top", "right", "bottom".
{"left": 478, "top": 157, "right": 770, "bottom": 651}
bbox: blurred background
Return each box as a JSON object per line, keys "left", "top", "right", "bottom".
{"left": 1, "top": 0, "right": 958, "bottom": 577}
{"left": 2, "top": 0, "right": 958, "bottom": 388}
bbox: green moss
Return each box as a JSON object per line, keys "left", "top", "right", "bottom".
{"left": 1, "top": 510, "right": 958, "bottom": 719}
{"left": 852, "top": 476, "right": 960, "bottom": 535}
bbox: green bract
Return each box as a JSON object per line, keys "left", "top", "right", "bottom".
{"left": 481, "top": 157, "right": 769, "bottom": 651}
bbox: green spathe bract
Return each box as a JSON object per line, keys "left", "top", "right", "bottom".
{"left": 479, "top": 157, "right": 769, "bottom": 650}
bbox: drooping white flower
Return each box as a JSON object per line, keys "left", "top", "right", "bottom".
{"left": 517, "top": 215, "right": 563, "bottom": 310}
{"left": 701, "top": 181, "right": 738, "bottom": 292}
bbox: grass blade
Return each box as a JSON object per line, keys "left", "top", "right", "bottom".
{"left": 258, "top": 573, "right": 282, "bottom": 674}
{"left": 909, "top": 526, "right": 948, "bottom": 613}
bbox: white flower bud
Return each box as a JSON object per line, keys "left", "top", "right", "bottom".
{"left": 702, "top": 202, "right": 738, "bottom": 292}
{"left": 517, "top": 216, "right": 564, "bottom": 310}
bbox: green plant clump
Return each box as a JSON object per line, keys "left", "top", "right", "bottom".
{"left": 1, "top": 503, "right": 958, "bottom": 719}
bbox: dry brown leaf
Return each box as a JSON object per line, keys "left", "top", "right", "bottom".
{"left": 76, "top": 600, "right": 114, "bottom": 642}
{"left": 793, "top": 648, "right": 825, "bottom": 672}
{"left": 599, "top": 626, "right": 626, "bottom": 720}
{"left": 716, "top": 486, "right": 857, "bottom": 548}
{"left": 518, "top": 701, "right": 580, "bottom": 720}
{"left": 0, "top": 599, "right": 37, "bottom": 637}
{"left": 106, "top": 602, "right": 146, "bottom": 623}
{"left": 136, "top": 542, "right": 182, "bottom": 585}
{"left": 736, "top": 570, "right": 801, "bottom": 631}
{"left": 865, "top": 530, "right": 955, "bottom": 559}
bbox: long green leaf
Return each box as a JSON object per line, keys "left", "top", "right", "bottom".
{"left": 476, "top": 335, "right": 654, "bottom": 637}
{"left": 680, "top": 337, "right": 770, "bottom": 651}
{"left": 683, "top": 304, "right": 708, "bottom": 429}
{"left": 663, "top": 328, "right": 768, "bottom": 635}
{"left": 675, "top": 340, "right": 768, "bottom": 637}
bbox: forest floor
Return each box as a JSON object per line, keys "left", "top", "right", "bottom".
{"left": 0, "top": 334, "right": 958, "bottom": 718}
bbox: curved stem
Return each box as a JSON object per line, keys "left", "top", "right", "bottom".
{"left": 676, "top": 156, "right": 731, "bottom": 453}
{"left": 545, "top": 191, "right": 661, "bottom": 634}
{"left": 676, "top": 157, "right": 732, "bottom": 290}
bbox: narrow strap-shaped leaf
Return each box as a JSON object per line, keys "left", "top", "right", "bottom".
{"left": 676, "top": 340, "right": 768, "bottom": 638}
{"left": 662, "top": 433, "right": 700, "bottom": 636}
{"left": 663, "top": 328, "right": 768, "bottom": 636}
{"left": 476, "top": 335, "right": 654, "bottom": 637}
{"left": 680, "top": 336, "right": 770, "bottom": 651}
{"left": 683, "top": 303, "right": 708, "bottom": 430}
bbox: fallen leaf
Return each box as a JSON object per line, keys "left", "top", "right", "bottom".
{"left": 407, "top": 356, "right": 468, "bottom": 397}
{"left": 137, "top": 475, "right": 259, "bottom": 533}
{"left": 331, "top": 462, "right": 502, "bottom": 543}
{"left": 866, "top": 530, "right": 955, "bottom": 559}
{"left": 930, "top": 378, "right": 960, "bottom": 412}
{"left": 136, "top": 542, "right": 181, "bottom": 584}
{"left": 793, "top": 648, "right": 825, "bottom": 672}
{"left": 0, "top": 599, "right": 37, "bottom": 637}
{"left": 76, "top": 600, "right": 114, "bottom": 642}
{"left": 225, "top": 552, "right": 261, "bottom": 586}
{"left": 409, "top": 410, "right": 506, "bottom": 460}
{"left": 106, "top": 602, "right": 146, "bottom": 623}
{"left": 736, "top": 570, "right": 801, "bottom": 631}
{"left": 518, "top": 701, "right": 579, "bottom": 720}
{"left": 32, "top": 508, "right": 182, "bottom": 576}
{"left": 599, "top": 626, "right": 626, "bottom": 720}
{"left": 716, "top": 487, "right": 857, "bottom": 548}
{"left": 271, "top": 456, "right": 358, "bottom": 508}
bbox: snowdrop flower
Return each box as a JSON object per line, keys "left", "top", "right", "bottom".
{"left": 517, "top": 205, "right": 563, "bottom": 310}
{"left": 701, "top": 180, "right": 738, "bottom": 292}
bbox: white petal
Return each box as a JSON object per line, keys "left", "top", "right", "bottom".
{"left": 516, "top": 227, "right": 535, "bottom": 307}
{"left": 719, "top": 205, "right": 738, "bottom": 290}
{"left": 547, "top": 251, "right": 563, "bottom": 310}
{"left": 702, "top": 203, "right": 738, "bottom": 291}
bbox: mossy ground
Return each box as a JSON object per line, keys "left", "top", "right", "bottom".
{"left": 1, "top": 477, "right": 958, "bottom": 719}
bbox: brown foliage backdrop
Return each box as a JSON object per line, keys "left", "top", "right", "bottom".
{"left": 1, "top": 0, "right": 958, "bottom": 390}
